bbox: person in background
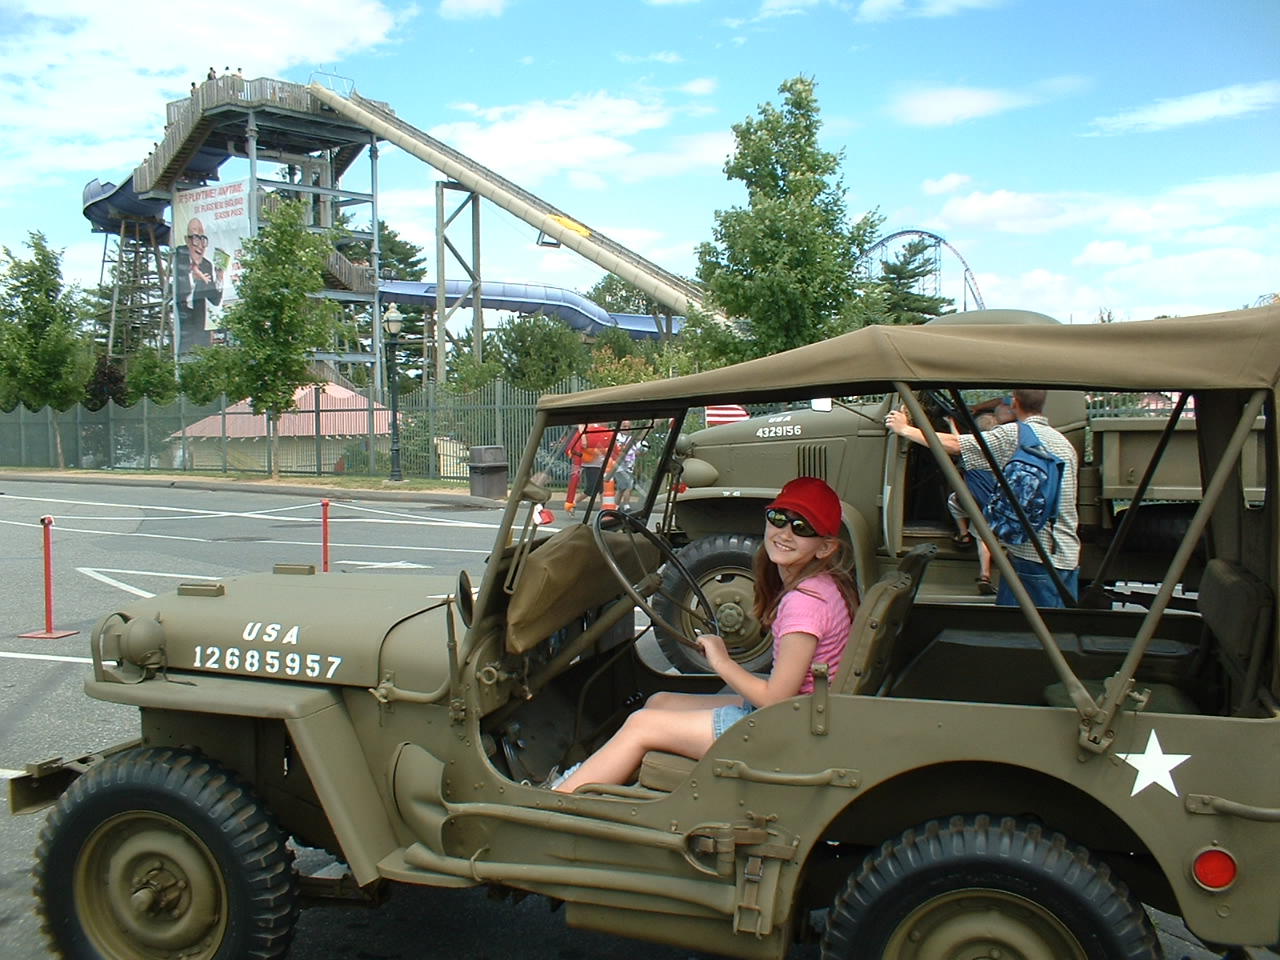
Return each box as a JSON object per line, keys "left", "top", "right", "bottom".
{"left": 553, "top": 477, "right": 858, "bottom": 792}
{"left": 887, "top": 389, "right": 1079, "bottom": 607}
{"left": 946, "top": 411, "right": 1000, "bottom": 595}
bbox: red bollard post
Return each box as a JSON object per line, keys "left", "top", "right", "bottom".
{"left": 321, "top": 499, "right": 330, "bottom": 573}
{"left": 19, "top": 516, "right": 78, "bottom": 640}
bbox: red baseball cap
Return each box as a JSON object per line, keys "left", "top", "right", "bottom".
{"left": 766, "top": 477, "right": 842, "bottom": 537}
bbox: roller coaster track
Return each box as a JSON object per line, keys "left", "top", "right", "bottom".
{"left": 308, "top": 84, "right": 716, "bottom": 321}
{"left": 867, "top": 228, "right": 985, "bottom": 311}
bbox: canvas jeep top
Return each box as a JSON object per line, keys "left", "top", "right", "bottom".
{"left": 14, "top": 302, "right": 1280, "bottom": 960}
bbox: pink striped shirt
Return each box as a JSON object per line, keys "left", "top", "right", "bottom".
{"left": 772, "top": 573, "right": 853, "bottom": 694}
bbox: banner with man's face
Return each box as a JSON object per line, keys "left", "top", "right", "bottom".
{"left": 172, "top": 179, "right": 251, "bottom": 355}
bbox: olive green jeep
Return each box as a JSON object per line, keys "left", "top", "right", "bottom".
{"left": 12, "top": 304, "right": 1280, "bottom": 960}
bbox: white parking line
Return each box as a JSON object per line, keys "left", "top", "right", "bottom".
{"left": 0, "top": 493, "right": 501, "bottom": 528}
{"left": 0, "top": 518, "right": 491, "bottom": 554}
{"left": 76, "top": 569, "right": 156, "bottom": 598}
{"left": 0, "top": 651, "right": 93, "bottom": 664}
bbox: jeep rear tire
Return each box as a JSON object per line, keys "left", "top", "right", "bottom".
{"left": 35, "top": 747, "right": 299, "bottom": 960}
{"left": 654, "top": 533, "right": 772, "bottom": 674}
{"left": 822, "top": 814, "right": 1161, "bottom": 960}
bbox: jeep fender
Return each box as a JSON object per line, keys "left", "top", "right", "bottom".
{"left": 85, "top": 676, "right": 397, "bottom": 886}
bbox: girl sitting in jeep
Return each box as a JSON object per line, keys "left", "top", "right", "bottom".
{"left": 554, "top": 476, "right": 860, "bottom": 792}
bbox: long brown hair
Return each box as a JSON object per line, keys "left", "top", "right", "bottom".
{"left": 751, "top": 537, "right": 859, "bottom": 630}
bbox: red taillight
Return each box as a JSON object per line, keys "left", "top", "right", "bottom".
{"left": 1193, "top": 848, "right": 1237, "bottom": 890}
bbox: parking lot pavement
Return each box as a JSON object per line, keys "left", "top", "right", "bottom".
{"left": 0, "top": 479, "right": 1254, "bottom": 959}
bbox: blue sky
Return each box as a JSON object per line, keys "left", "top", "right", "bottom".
{"left": 2, "top": 0, "right": 1277, "bottom": 325}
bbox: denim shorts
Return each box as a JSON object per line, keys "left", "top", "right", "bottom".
{"left": 712, "top": 701, "right": 755, "bottom": 739}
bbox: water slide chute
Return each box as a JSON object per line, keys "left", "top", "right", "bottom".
{"left": 381, "top": 280, "right": 683, "bottom": 341}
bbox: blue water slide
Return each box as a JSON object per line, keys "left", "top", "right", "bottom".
{"left": 82, "top": 176, "right": 172, "bottom": 245}
{"left": 84, "top": 146, "right": 229, "bottom": 243}
{"left": 380, "top": 279, "right": 683, "bottom": 341}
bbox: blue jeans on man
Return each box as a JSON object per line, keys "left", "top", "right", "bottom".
{"left": 996, "top": 555, "right": 1078, "bottom": 608}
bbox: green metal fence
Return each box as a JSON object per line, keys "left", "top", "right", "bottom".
{"left": 0, "top": 379, "right": 586, "bottom": 481}
{"left": 0, "top": 384, "right": 1180, "bottom": 480}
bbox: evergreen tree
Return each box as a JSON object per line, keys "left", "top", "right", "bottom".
{"left": 223, "top": 200, "right": 341, "bottom": 478}
{"left": 878, "top": 237, "right": 953, "bottom": 324}
{"left": 697, "top": 76, "right": 884, "bottom": 358}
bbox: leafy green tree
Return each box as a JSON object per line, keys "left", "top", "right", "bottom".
{"left": 444, "top": 325, "right": 501, "bottom": 393}
{"left": 697, "top": 76, "right": 884, "bottom": 358}
{"left": 223, "top": 200, "right": 341, "bottom": 477}
{"left": 584, "top": 274, "right": 662, "bottom": 317}
{"left": 125, "top": 347, "right": 178, "bottom": 405}
{"left": 493, "top": 313, "right": 588, "bottom": 392}
{"left": 591, "top": 324, "right": 638, "bottom": 360}
{"left": 0, "top": 233, "right": 92, "bottom": 465}
{"left": 179, "top": 346, "right": 250, "bottom": 405}
{"left": 878, "top": 238, "right": 953, "bottom": 324}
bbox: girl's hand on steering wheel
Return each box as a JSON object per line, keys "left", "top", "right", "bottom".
{"left": 696, "top": 633, "right": 730, "bottom": 672}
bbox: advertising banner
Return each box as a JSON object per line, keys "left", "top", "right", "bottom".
{"left": 172, "top": 179, "right": 251, "bottom": 355}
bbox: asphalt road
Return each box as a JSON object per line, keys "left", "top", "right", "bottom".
{"left": 0, "top": 478, "right": 1243, "bottom": 959}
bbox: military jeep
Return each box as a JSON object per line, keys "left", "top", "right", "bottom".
{"left": 13, "top": 304, "right": 1280, "bottom": 960}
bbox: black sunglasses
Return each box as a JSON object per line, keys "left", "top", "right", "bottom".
{"left": 186, "top": 234, "right": 209, "bottom": 242}
{"left": 765, "top": 508, "right": 820, "bottom": 538}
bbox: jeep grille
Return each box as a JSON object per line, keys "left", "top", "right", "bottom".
{"left": 796, "top": 444, "right": 829, "bottom": 481}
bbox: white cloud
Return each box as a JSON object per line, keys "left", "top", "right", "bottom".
{"left": 519, "top": 55, "right": 535, "bottom": 65}
{"left": 1090, "top": 81, "right": 1280, "bottom": 135}
{"left": 859, "top": 0, "right": 1001, "bottom": 20}
{"left": 1103, "top": 248, "right": 1280, "bottom": 301}
{"left": 1073, "top": 240, "right": 1152, "bottom": 266}
{"left": 616, "top": 51, "right": 683, "bottom": 64}
{"left": 567, "top": 170, "right": 608, "bottom": 191}
{"left": 921, "top": 172, "right": 971, "bottom": 195}
{"left": 758, "top": 0, "right": 821, "bottom": 18}
{"left": 930, "top": 171, "right": 1280, "bottom": 237}
{"left": 680, "top": 78, "right": 718, "bottom": 96}
{"left": 438, "top": 0, "right": 504, "bottom": 18}
{"left": 430, "top": 93, "right": 729, "bottom": 187}
{"left": 890, "top": 86, "right": 1033, "bottom": 126}
{"left": 0, "top": 1, "right": 400, "bottom": 194}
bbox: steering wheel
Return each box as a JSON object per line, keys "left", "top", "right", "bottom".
{"left": 592, "top": 509, "right": 721, "bottom": 650}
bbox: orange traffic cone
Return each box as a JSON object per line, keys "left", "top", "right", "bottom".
{"left": 603, "top": 479, "right": 617, "bottom": 510}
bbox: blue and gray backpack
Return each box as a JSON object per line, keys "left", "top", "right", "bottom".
{"left": 982, "top": 421, "right": 1065, "bottom": 546}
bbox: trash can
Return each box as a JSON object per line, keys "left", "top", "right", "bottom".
{"left": 469, "top": 445, "right": 509, "bottom": 499}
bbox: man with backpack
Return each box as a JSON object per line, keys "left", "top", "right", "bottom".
{"left": 886, "top": 389, "right": 1079, "bottom": 607}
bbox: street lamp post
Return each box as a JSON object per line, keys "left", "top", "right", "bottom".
{"left": 383, "top": 304, "right": 404, "bottom": 482}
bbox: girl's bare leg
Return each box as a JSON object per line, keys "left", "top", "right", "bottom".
{"left": 646, "top": 691, "right": 743, "bottom": 712}
{"left": 554, "top": 706, "right": 719, "bottom": 793}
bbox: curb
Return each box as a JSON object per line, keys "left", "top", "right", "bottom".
{"left": 0, "top": 471, "right": 505, "bottom": 510}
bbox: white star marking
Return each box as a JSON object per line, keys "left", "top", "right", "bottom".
{"left": 1116, "top": 730, "right": 1190, "bottom": 797}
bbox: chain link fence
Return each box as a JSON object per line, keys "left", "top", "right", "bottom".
{"left": 0, "top": 378, "right": 587, "bottom": 481}
{"left": 0, "top": 384, "right": 1179, "bottom": 480}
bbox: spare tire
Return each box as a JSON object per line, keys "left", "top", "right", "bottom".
{"left": 653, "top": 533, "right": 773, "bottom": 674}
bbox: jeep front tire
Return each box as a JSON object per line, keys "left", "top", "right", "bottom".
{"left": 35, "top": 747, "right": 299, "bottom": 960}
